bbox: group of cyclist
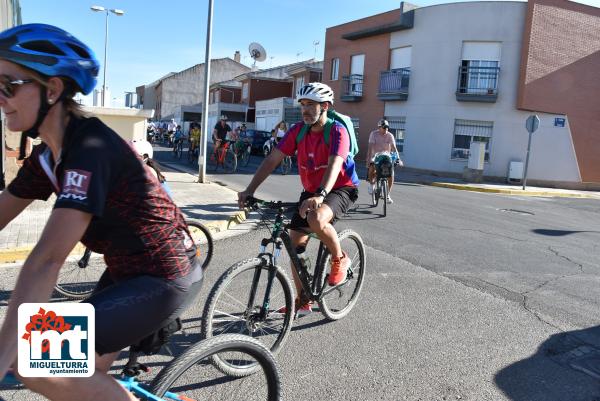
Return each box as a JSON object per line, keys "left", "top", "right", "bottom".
{"left": 0, "top": 21, "right": 403, "bottom": 401}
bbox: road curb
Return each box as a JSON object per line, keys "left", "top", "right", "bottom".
{"left": 0, "top": 243, "right": 88, "bottom": 265}
{"left": 428, "top": 182, "right": 599, "bottom": 199}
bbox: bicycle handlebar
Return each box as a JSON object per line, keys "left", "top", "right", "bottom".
{"left": 245, "top": 196, "right": 298, "bottom": 212}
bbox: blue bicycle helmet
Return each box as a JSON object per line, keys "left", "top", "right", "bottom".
{"left": 0, "top": 23, "right": 99, "bottom": 95}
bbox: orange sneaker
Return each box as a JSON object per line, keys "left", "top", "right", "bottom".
{"left": 276, "top": 298, "right": 313, "bottom": 317}
{"left": 328, "top": 251, "right": 350, "bottom": 286}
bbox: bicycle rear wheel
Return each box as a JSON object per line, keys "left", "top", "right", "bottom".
{"left": 149, "top": 334, "right": 281, "bottom": 401}
{"left": 186, "top": 220, "right": 213, "bottom": 270}
{"left": 54, "top": 248, "right": 105, "bottom": 300}
{"left": 202, "top": 258, "right": 294, "bottom": 376}
{"left": 317, "top": 229, "right": 366, "bottom": 320}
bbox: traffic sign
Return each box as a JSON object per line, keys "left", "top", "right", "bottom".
{"left": 525, "top": 115, "right": 540, "bottom": 134}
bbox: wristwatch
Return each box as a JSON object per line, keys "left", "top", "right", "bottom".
{"left": 315, "top": 186, "right": 328, "bottom": 199}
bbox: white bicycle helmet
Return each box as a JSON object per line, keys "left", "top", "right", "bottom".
{"left": 296, "top": 82, "right": 334, "bottom": 105}
{"left": 131, "top": 139, "right": 153, "bottom": 159}
{"left": 378, "top": 119, "right": 389, "bottom": 128}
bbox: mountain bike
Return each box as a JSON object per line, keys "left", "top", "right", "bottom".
{"left": 279, "top": 155, "right": 292, "bottom": 175}
{"left": 188, "top": 141, "right": 199, "bottom": 164}
{"left": 54, "top": 220, "right": 213, "bottom": 300}
{"left": 202, "top": 196, "right": 366, "bottom": 375}
{"left": 210, "top": 141, "right": 237, "bottom": 173}
{"left": 172, "top": 138, "right": 184, "bottom": 159}
{"left": 1, "top": 332, "right": 281, "bottom": 401}
{"left": 370, "top": 152, "right": 397, "bottom": 217}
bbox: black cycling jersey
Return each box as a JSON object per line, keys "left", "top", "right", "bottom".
{"left": 8, "top": 115, "right": 194, "bottom": 280}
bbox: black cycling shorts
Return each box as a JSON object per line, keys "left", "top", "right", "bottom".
{"left": 86, "top": 256, "right": 203, "bottom": 356}
{"left": 289, "top": 186, "right": 358, "bottom": 231}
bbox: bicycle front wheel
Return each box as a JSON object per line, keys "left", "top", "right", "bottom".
{"left": 224, "top": 149, "right": 238, "bottom": 173}
{"left": 202, "top": 258, "right": 294, "bottom": 376}
{"left": 382, "top": 179, "right": 388, "bottom": 217}
{"left": 240, "top": 145, "right": 251, "bottom": 167}
{"left": 280, "top": 157, "right": 291, "bottom": 175}
{"left": 317, "top": 229, "right": 366, "bottom": 320}
{"left": 54, "top": 248, "right": 105, "bottom": 300}
{"left": 186, "top": 220, "right": 213, "bottom": 270}
{"left": 149, "top": 334, "right": 281, "bottom": 401}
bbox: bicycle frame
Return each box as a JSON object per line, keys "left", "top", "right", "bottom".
{"left": 247, "top": 204, "right": 340, "bottom": 317}
{"left": 2, "top": 372, "right": 177, "bottom": 401}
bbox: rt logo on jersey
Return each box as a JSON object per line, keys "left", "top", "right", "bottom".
{"left": 58, "top": 169, "right": 92, "bottom": 202}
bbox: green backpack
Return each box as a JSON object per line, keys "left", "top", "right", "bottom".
{"left": 295, "top": 110, "right": 359, "bottom": 157}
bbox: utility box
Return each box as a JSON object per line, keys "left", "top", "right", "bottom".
{"left": 508, "top": 161, "right": 524, "bottom": 183}
{"left": 467, "top": 141, "right": 486, "bottom": 170}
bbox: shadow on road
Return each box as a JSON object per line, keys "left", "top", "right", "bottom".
{"left": 532, "top": 228, "right": 600, "bottom": 237}
{"left": 495, "top": 326, "right": 600, "bottom": 401}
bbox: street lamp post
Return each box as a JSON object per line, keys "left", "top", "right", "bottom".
{"left": 91, "top": 5, "right": 124, "bottom": 107}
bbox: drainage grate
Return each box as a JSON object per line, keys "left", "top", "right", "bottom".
{"left": 498, "top": 208, "right": 534, "bottom": 216}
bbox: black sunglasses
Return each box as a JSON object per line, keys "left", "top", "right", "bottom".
{"left": 0, "top": 75, "right": 34, "bottom": 98}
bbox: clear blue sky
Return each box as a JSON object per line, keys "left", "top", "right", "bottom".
{"left": 20, "top": 0, "right": 599, "bottom": 106}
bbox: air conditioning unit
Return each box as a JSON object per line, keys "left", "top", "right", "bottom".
{"left": 508, "top": 161, "right": 523, "bottom": 183}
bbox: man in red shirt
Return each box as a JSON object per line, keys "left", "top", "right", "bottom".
{"left": 238, "top": 82, "right": 359, "bottom": 315}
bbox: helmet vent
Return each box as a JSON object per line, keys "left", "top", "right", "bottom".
{"left": 66, "top": 43, "right": 91, "bottom": 59}
{"left": 20, "top": 40, "right": 65, "bottom": 56}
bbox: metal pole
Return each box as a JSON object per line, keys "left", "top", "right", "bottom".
{"left": 198, "top": 0, "right": 214, "bottom": 183}
{"left": 102, "top": 10, "right": 108, "bottom": 107}
{"left": 522, "top": 131, "right": 533, "bottom": 190}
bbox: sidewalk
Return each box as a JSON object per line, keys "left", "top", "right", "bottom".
{"left": 0, "top": 169, "right": 245, "bottom": 264}
{"left": 365, "top": 166, "right": 600, "bottom": 199}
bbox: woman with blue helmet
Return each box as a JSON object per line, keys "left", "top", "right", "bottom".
{"left": 0, "top": 24, "right": 203, "bottom": 400}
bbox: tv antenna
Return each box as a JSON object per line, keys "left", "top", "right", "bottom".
{"left": 313, "top": 40, "right": 320, "bottom": 59}
{"left": 249, "top": 42, "right": 267, "bottom": 69}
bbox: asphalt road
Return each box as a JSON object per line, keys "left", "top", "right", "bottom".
{"left": 1, "top": 143, "right": 599, "bottom": 400}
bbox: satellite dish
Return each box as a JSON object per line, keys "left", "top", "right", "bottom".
{"left": 249, "top": 42, "right": 267, "bottom": 67}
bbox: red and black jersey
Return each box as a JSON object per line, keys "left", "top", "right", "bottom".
{"left": 8, "top": 115, "right": 194, "bottom": 280}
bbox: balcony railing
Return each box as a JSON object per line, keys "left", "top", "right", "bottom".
{"left": 378, "top": 68, "right": 410, "bottom": 101}
{"left": 340, "top": 74, "right": 363, "bottom": 102}
{"left": 456, "top": 66, "right": 500, "bottom": 102}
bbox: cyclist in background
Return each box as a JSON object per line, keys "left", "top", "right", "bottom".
{"left": 212, "top": 115, "right": 231, "bottom": 150}
{"left": 274, "top": 120, "right": 287, "bottom": 145}
{"left": 237, "top": 82, "right": 359, "bottom": 315}
{"left": 189, "top": 123, "right": 201, "bottom": 155}
{"left": 366, "top": 119, "right": 403, "bottom": 204}
{"left": 0, "top": 24, "right": 203, "bottom": 401}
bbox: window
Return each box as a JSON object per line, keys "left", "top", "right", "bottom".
{"left": 459, "top": 42, "right": 501, "bottom": 95}
{"left": 242, "top": 82, "right": 249, "bottom": 99}
{"left": 459, "top": 60, "right": 499, "bottom": 94}
{"left": 215, "top": 90, "right": 220, "bottom": 103}
{"left": 295, "top": 76, "right": 305, "bottom": 94}
{"left": 331, "top": 58, "right": 339, "bottom": 81}
{"left": 451, "top": 119, "right": 493, "bottom": 161}
{"left": 351, "top": 117, "right": 359, "bottom": 136}
{"left": 386, "top": 117, "right": 406, "bottom": 153}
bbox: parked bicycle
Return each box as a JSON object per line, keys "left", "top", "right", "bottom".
{"left": 370, "top": 152, "right": 398, "bottom": 217}
{"left": 1, "top": 332, "right": 281, "bottom": 401}
{"left": 201, "top": 196, "right": 366, "bottom": 375}
{"left": 54, "top": 220, "right": 213, "bottom": 300}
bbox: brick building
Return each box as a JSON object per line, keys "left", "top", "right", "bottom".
{"left": 324, "top": 0, "right": 600, "bottom": 188}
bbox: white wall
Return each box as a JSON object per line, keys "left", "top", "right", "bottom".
{"left": 255, "top": 97, "right": 293, "bottom": 131}
{"left": 385, "top": 1, "right": 580, "bottom": 182}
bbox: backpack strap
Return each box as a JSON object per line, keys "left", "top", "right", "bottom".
{"left": 296, "top": 118, "right": 335, "bottom": 146}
